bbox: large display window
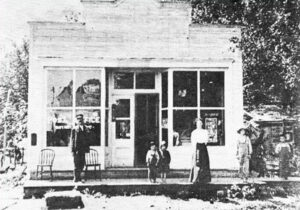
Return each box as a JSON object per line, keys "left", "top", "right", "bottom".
{"left": 173, "top": 71, "right": 197, "bottom": 107}
{"left": 169, "top": 70, "right": 225, "bottom": 146}
{"left": 46, "top": 68, "right": 104, "bottom": 147}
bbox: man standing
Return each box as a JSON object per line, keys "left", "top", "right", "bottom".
{"left": 70, "top": 114, "right": 90, "bottom": 182}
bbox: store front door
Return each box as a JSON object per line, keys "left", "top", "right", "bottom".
{"left": 111, "top": 95, "right": 134, "bottom": 167}
{"left": 135, "top": 94, "right": 159, "bottom": 167}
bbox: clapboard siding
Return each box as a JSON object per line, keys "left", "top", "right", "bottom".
{"left": 29, "top": 0, "right": 241, "bottom": 61}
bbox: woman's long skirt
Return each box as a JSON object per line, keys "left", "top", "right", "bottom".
{"left": 189, "top": 143, "right": 211, "bottom": 183}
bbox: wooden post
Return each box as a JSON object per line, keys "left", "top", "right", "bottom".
{"left": 101, "top": 68, "right": 106, "bottom": 169}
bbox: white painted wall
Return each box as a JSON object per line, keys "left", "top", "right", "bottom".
{"left": 27, "top": 0, "right": 243, "bottom": 172}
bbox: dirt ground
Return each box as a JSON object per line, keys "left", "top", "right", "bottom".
{"left": 1, "top": 167, "right": 300, "bottom": 210}
{"left": 1, "top": 186, "right": 300, "bottom": 210}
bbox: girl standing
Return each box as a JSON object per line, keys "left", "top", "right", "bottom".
{"left": 236, "top": 128, "right": 252, "bottom": 183}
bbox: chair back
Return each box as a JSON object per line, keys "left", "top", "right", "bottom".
{"left": 85, "top": 149, "right": 99, "bottom": 165}
{"left": 39, "top": 149, "right": 55, "bottom": 165}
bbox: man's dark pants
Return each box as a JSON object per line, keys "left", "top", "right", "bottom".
{"left": 73, "top": 151, "right": 85, "bottom": 181}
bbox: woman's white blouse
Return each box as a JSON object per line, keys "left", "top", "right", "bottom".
{"left": 191, "top": 129, "right": 209, "bottom": 148}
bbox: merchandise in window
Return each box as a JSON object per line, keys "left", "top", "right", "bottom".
{"left": 173, "top": 110, "right": 197, "bottom": 146}
{"left": 114, "top": 99, "right": 130, "bottom": 118}
{"left": 47, "top": 70, "right": 73, "bottom": 107}
{"left": 173, "top": 71, "right": 197, "bottom": 107}
{"left": 116, "top": 120, "right": 131, "bottom": 139}
{"left": 114, "top": 72, "right": 134, "bottom": 89}
{"left": 161, "top": 110, "right": 168, "bottom": 145}
{"left": 47, "top": 110, "right": 72, "bottom": 146}
{"left": 76, "top": 70, "right": 101, "bottom": 107}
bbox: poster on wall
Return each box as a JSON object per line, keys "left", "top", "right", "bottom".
{"left": 201, "top": 110, "right": 225, "bottom": 145}
{"left": 205, "top": 117, "right": 218, "bottom": 143}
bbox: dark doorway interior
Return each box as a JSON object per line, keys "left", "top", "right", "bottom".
{"left": 135, "top": 94, "right": 159, "bottom": 167}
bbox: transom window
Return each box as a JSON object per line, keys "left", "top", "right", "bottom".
{"left": 113, "top": 71, "right": 156, "bottom": 90}
{"left": 46, "top": 68, "right": 103, "bottom": 147}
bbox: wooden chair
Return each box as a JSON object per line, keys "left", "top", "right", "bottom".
{"left": 85, "top": 149, "right": 101, "bottom": 180}
{"left": 36, "top": 149, "right": 55, "bottom": 181}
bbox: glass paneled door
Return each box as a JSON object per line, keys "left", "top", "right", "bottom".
{"left": 111, "top": 95, "right": 134, "bottom": 167}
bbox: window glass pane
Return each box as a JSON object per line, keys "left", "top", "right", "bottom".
{"left": 162, "top": 111, "right": 168, "bottom": 145}
{"left": 200, "top": 72, "right": 224, "bottom": 107}
{"left": 173, "top": 110, "right": 197, "bottom": 146}
{"left": 76, "top": 110, "right": 101, "bottom": 146}
{"left": 136, "top": 72, "right": 155, "bottom": 89}
{"left": 116, "top": 120, "right": 130, "bottom": 139}
{"left": 200, "top": 110, "right": 225, "bottom": 145}
{"left": 105, "top": 110, "right": 108, "bottom": 146}
{"left": 114, "top": 72, "right": 134, "bottom": 89}
{"left": 76, "top": 70, "right": 101, "bottom": 107}
{"left": 114, "top": 99, "right": 130, "bottom": 118}
{"left": 106, "top": 71, "right": 109, "bottom": 108}
{"left": 173, "top": 71, "right": 197, "bottom": 107}
{"left": 162, "top": 72, "right": 168, "bottom": 108}
{"left": 47, "top": 110, "right": 72, "bottom": 146}
{"left": 47, "top": 70, "right": 73, "bottom": 107}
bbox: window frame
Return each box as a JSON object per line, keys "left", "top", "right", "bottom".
{"left": 46, "top": 67, "right": 105, "bottom": 148}
{"left": 168, "top": 68, "right": 226, "bottom": 147}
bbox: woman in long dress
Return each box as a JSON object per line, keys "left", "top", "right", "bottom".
{"left": 189, "top": 118, "right": 211, "bottom": 183}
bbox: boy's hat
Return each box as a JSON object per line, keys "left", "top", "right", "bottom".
{"left": 279, "top": 133, "right": 286, "bottom": 138}
{"left": 160, "top": 141, "right": 167, "bottom": 148}
{"left": 237, "top": 127, "right": 247, "bottom": 134}
{"left": 149, "top": 141, "right": 155, "bottom": 146}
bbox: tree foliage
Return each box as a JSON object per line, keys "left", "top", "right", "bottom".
{"left": 0, "top": 40, "right": 29, "bottom": 147}
{"left": 192, "top": 0, "right": 300, "bottom": 109}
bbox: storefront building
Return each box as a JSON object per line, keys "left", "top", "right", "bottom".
{"left": 27, "top": 0, "right": 243, "bottom": 174}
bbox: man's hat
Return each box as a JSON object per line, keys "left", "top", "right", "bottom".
{"left": 76, "top": 114, "right": 84, "bottom": 119}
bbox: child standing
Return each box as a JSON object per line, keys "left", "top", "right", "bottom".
{"left": 158, "top": 141, "right": 171, "bottom": 183}
{"left": 236, "top": 128, "right": 252, "bottom": 183}
{"left": 146, "top": 142, "right": 160, "bottom": 183}
{"left": 275, "top": 135, "right": 292, "bottom": 180}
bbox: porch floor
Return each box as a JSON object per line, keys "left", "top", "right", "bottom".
{"left": 24, "top": 177, "right": 296, "bottom": 199}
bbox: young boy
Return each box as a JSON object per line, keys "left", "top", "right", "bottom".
{"left": 236, "top": 128, "right": 252, "bottom": 183}
{"left": 146, "top": 142, "right": 160, "bottom": 183}
{"left": 158, "top": 141, "right": 171, "bottom": 183}
{"left": 275, "top": 134, "right": 292, "bottom": 180}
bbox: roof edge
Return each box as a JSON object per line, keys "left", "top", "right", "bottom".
{"left": 28, "top": 21, "right": 86, "bottom": 26}
{"left": 190, "top": 23, "right": 244, "bottom": 29}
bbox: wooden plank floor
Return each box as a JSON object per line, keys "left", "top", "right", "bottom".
{"left": 23, "top": 177, "right": 272, "bottom": 199}
{"left": 25, "top": 177, "right": 268, "bottom": 187}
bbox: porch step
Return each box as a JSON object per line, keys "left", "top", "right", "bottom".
{"left": 30, "top": 168, "right": 239, "bottom": 180}
{"left": 23, "top": 178, "right": 267, "bottom": 199}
